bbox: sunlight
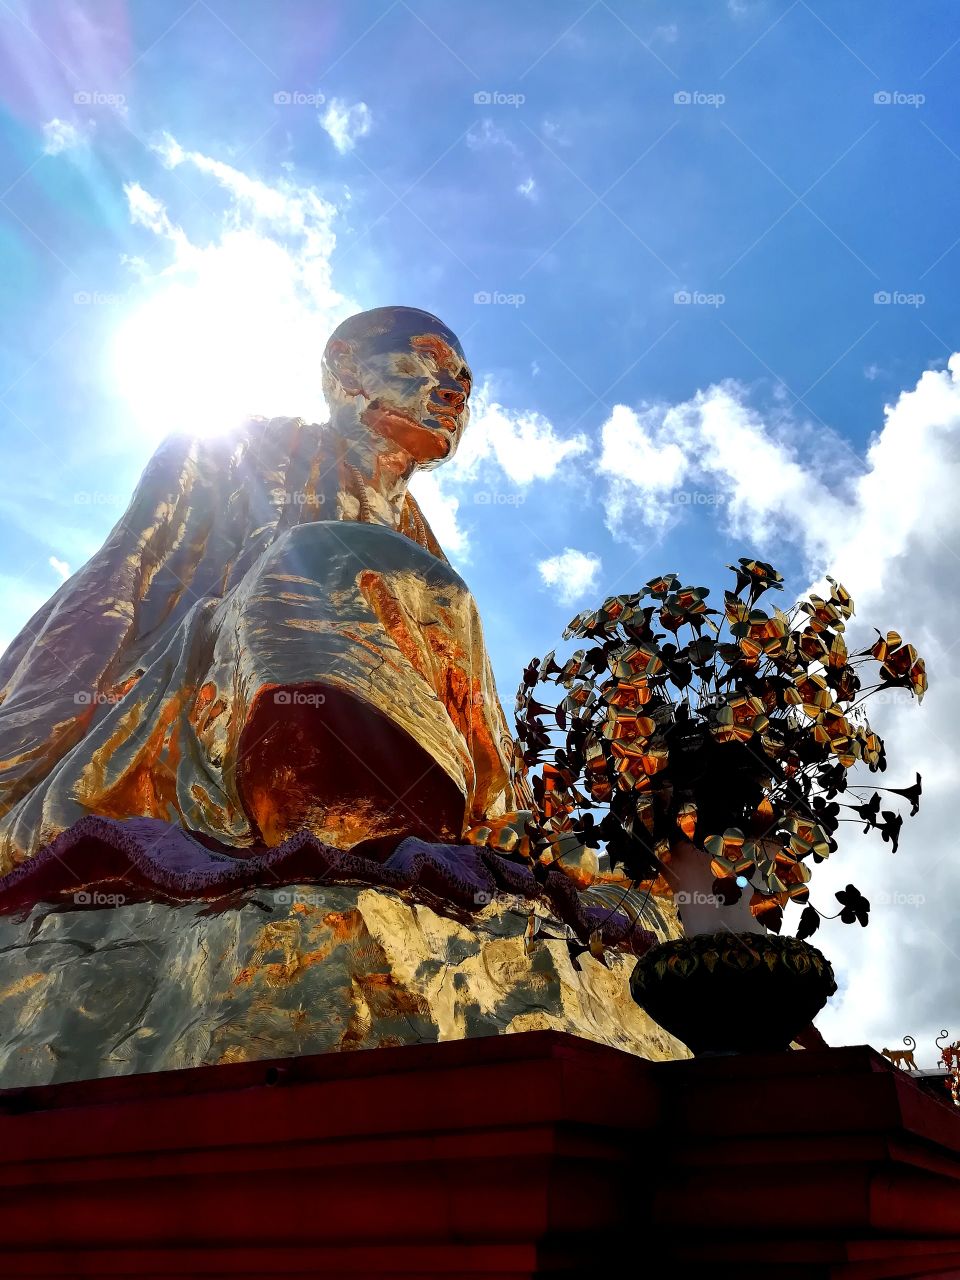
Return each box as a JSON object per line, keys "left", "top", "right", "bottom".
{"left": 110, "top": 194, "right": 349, "bottom": 442}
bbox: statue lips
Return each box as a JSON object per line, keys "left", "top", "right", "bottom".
{"left": 424, "top": 392, "right": 466, "bottom": 438}
{"left": 425, "top": 412, "right": 459, "bottom": 434}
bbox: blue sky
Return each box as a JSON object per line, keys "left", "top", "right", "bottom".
{"left": 2, "top": 0, "right": 960, "bottom": 1056}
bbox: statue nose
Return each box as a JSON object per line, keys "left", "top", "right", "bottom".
{"left": 434, "top": 385, "right": 465, "bottom": 411}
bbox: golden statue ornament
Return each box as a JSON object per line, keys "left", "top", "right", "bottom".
{"left": 0, "top": 307, "right": 518, "bottom": 867}
{"left": 0, "top": 306, "right": 685, "bottom": 1086}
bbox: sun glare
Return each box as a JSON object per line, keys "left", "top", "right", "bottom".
{"left": 111, "top": 229, "right": 344, "bottom": 443}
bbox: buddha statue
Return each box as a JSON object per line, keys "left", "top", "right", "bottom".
{"left": 0, "top": 306, "right": 520, "bottom": 870}
{"left": 0, "top": 307, "right": 684, "bottom": 1087}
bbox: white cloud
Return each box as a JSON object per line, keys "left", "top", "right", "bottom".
{"left": 653, "top": 23, "right": 679, "bottom": 42}
{"left": 48, "top": 557, "right": 70, "bottom": 581}
{"left": 517, "top": 176, "right": 537, "bottom": 201}
{"left": 538, "top": 548, "right": 602, "bottom": 604}
{"left": 466, "top": 119, "right": 521, "bottom": 157}
{"left": 598, "top": 361, "right": 958, "bottom": 599}
{"left": 829, "top": 362, "right": 960, "bottom": 595}
{"left": 42, "top": 118, "right": 91, "bottom": 156}
{"left": 455, "top": 384, "right": 588, "bottom": 486}
{"left": 808, "top": 366, "right": 960, "bottom": 1056}
{"left": 125, "top": 182, "right": 178, "bottom": 238}
{"left": 411, "top": 385, "right": 589, "bottom": 562}
{"left": 597, "top": 385, "right": 843, "bottom": 551}
{"left": 152, "top": 132, "right": 341, "bottom": 269}
{"left": 596, "top": 402, "right": 689, "bottom": 532}
{"left": 541, "top": 118, "right": 572, "bottom": 146}
{"left": 319, "top": 99, "right": 372, "bottom": 153}
{"left": 113, "top": 137, "right": 355, "bottom": 441}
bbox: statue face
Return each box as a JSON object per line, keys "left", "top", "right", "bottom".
{"left": 326, "top": 310, "right": 472, "bottom": 467}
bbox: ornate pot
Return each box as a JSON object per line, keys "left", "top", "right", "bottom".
{"left": 629, "top": 932, "right": 837, "bottom": 1055}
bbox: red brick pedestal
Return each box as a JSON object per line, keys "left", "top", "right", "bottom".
{"left": 1, "top": 1031, "right": 959, "bottom": 1278}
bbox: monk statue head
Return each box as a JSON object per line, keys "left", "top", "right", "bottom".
{"left": 321, "top": 306, "right": 472, "bottom": 469}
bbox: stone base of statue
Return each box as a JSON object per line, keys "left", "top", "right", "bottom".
{"left": 0, "top": 881, "right": 686, "bottom": 1088}
{"left": 0, "top": 815, "right": 688, "bottom": 1087}
{"left": 1, "top": 1031, "right": 959, "bottom": 1278}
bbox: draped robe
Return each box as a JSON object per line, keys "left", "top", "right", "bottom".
{"left": 0, "top": 418, "right": 515, "bottom": 872}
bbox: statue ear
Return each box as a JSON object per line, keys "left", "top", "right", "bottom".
{"left": 326, "top": 339, "right": 364, "bottom": 398}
